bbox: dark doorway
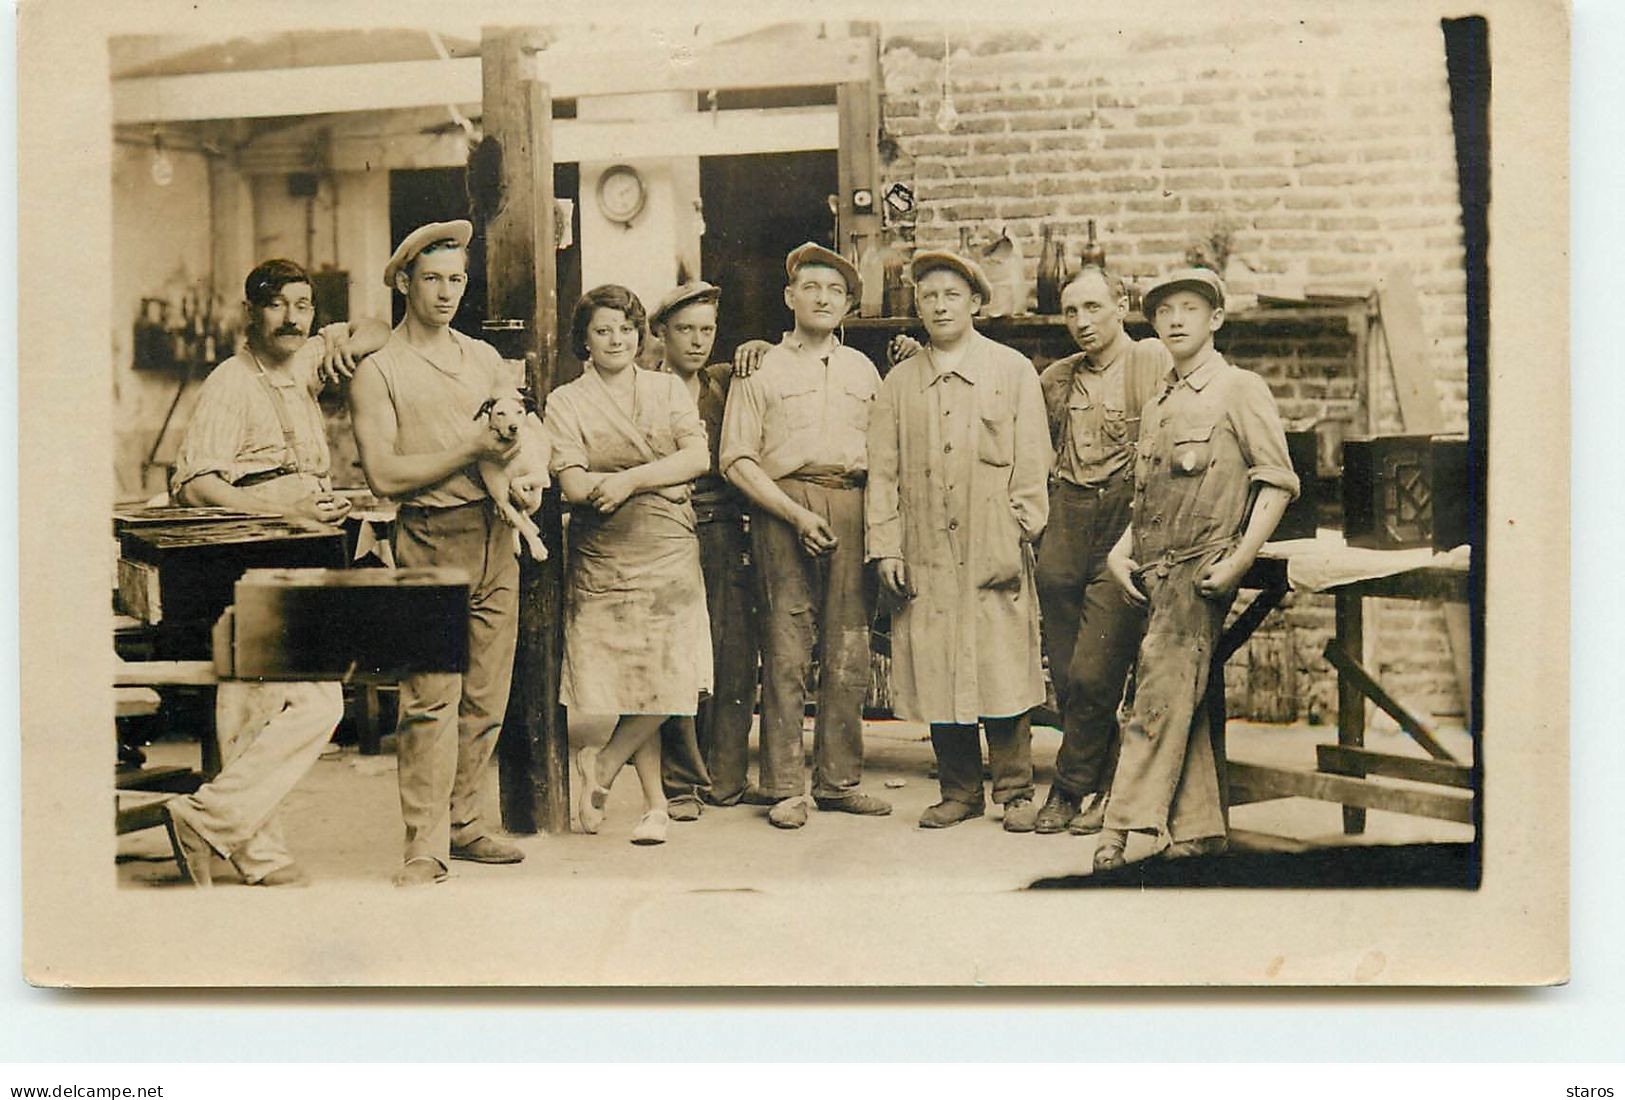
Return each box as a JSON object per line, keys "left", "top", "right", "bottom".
{"left": 699, "top": 151, "right": 838, "bottom": 359}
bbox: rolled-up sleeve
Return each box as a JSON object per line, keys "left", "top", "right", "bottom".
{"left": 541, "top": 389, "right": 589, "bottom": 474}
{"left": 667, "top": 374, "right": 708, "bottom": 455}
{"left": 717, "top": 373, "right": 767, "bottom": 475}
{"left": 864, "top": 374, "right": 903, "bottom": 561}
{"left": 171, "top": 369, "right": 253, "bottom": 498}
{"left": 1230, "top": 371, "right": 1300, "bottom": 500}
{"left": 1009, "top": 361, "right": 1054, "bottom": 541}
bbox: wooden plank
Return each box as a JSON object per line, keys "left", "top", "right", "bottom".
{"left": 1323, "top": 638, "right": 1457, "bottom": 763}
{"left": 114, "top": 660, "right": 217, "bottom": 687}
{"left": 115, "top": 765, "right": 200, "bottom": 794}
{"left": 314, "top": 108, "right": 840, "bottom": 175}
{"left": 1334, "top": 589, "right": 1367, "bottom": 834}
{"left": 835, "top": 36, "right": 882, "bottom": 255}
{"left": 1227, "top": 761, "right": 1473, "bottom": 825}
{"left": 1316, "top": 745, "right": 1473, "bottom": 790}
{"left": 1442, "top": 601, "right": 1474, "bottom": 728}
{"left": 113, "top": 40, "right": 870, "bottom": 124}
{"left": 1376, "top": 263, "right": 1445, "bottom": 435}
{"left": 482, "top": 29, "right": 570, "bottom": 837}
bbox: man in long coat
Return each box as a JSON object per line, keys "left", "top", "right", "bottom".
{"left": 866, "top": 251, "right": 1053, "bottom": 830}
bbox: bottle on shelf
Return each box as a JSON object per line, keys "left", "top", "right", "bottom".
{"left": 1036, "top": 221, "right": 1064, "bottom": 315}
{"left": 1080, "top": 217, "right": 1107, "bottom": 269}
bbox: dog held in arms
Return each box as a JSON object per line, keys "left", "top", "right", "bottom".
{"left": 474, "top": 393, "right": 550, "bottom": 561}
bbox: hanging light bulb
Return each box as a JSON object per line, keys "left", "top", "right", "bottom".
{"left": 150, "top": 131, "right": 174, "bottom": 187}
{"left": 935, "top": 32, "right": 958, "bottom": 134}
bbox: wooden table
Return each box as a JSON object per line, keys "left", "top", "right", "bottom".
{"left": 1218, "top": 542, "right": 1474, "bottom": 834}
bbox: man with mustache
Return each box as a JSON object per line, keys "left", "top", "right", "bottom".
{"left": 162, "top": 257, "right": 386, "bottom": 886}
{"left": 719, "top": 243, "right": 893, "bottom": 829}
{"left": 1030, "top": 266, "right": 1172, "bottom": 836}
{"left": 348, "top": 221, "right": 541, "bottom": 885}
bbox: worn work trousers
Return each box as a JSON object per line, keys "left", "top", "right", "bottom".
{"left": 170, "top": 680, "right": 343, "bottom": 882}
{"left": 392, "top": 500, "right": 519, "bottom": 870}
{"left": 1104, "top": 550, "right": 1231, "bottom": 843}
{"left": 1033, "top": 474, "right": 1146, "bottom": 799}
{"left": 660, "top": 511, "right": 759, "bottom": 803}
{"left": 930, "top": 714, "right": 1035, "bottom": 808}
{"left": 751, "top": 480, "right": 869, "bottom": 800}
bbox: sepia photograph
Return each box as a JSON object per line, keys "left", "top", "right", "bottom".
{"left": 15, "top": 0, "right": 1568, "bottom": 988}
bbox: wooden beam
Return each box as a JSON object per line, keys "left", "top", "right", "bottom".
{"left": 1227, "top": 761, "right": 1473, "bottom": 825}
{"left": 1316, "top": 745, "right": 1474, "bottom": 790}
{"left": 834, "top": 33, "right": 882, "bottom": 256}
{"left": 1323, "top": 638, "right": 1458, "bottom": 763}
{"left": 482, "top": 28, "right": 570, "bottom": 837}
{"left": 113, "top": 40, "right": 870, "bottom": 124}
{"left": 1376, "top": 263, "right": 1445, "bottom": 435}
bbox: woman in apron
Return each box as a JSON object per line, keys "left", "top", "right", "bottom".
{"left": 543, "top": 284, "right": 713, "bottom": 845}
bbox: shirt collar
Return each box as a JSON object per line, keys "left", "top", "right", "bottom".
{"left": 781, "top": 329, "right": 843, "bottom": 357}
{"left": 1164, "top": 346, "right": 1225, "bottom": 393}
{"left": 922, "top": 332, "right": 985, "bottom": 389}
{"left": 1082, "top": 329, "right": 1131, "bottom": 374}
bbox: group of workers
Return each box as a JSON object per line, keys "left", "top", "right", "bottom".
{"left": 154, "top": 215, "right": 1297, "bottom": 889}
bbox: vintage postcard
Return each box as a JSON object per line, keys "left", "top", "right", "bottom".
{"left": 16, "top": 0, "right": 1568, "bottom": 986}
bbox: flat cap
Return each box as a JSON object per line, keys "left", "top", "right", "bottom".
{"left": 785, "top": 241, "right": 860, "bottom": 299}
{"left": 910, "top": 249, "right": 993, "bottom": 301}
{"left": 384, "top": 219, "right": 473, "bottom": 289}
{"left": 650, "top": 280, "right": 722, "bottom": 330}
{"left": 1142, "top": 266, "right": 1226, "bottom": 317}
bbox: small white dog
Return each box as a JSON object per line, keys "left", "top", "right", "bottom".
{"left": 474, "top": 393, "right": 551, "bottom": 561}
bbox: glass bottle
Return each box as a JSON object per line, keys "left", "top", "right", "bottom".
{"left": 1080, "top": 218, "right": 1107, "bottom": 269}
{"left": 1036, "top": 222, "right": 1064, "bottom": 315}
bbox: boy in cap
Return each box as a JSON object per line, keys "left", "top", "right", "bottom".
{"left": 162, "top": 257, "right": 385, "bottom": 886}
{"left": 348, "top": 220, "right": 543, "bottom": 885}
{"left": 866, "top": 251, "right": 1052, "bottom": 829}
{"left": 649, "top": 281, "right": 762, "bottom": 816}
{"left": 719, "top": 243, "right": 893, "bottom": 828}
{"left": 1096, "top": 268, "right": 1298, "bottom": 869}
{"left": 1031, "top": 266, "right": 1173, "bottom": 836}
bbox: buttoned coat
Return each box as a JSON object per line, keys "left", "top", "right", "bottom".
{"left": 866, "top": 330, "right": 1053, "bottom": 724}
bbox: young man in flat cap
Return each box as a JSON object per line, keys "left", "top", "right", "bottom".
{"left": 649, "top": 281, "right": 763, "bottom": 817}
{"left": 1030, "top": 266, "right": 1173, "bottom": 837}
{"left": 866, "top": 251, "right": 1053, "bottom": 830}
{"left": 348, "top": 220, "right": 542, "bottom": 885}
{"left": 1096, "top": 267, "right": 1298, "bottom": 869}
{"left": 162, "top": 257, "right": 385, "bottom": 886}
{"left": 719, "top": 243, "right": 893, "bottom": 829}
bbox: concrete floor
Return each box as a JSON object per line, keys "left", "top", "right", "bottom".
{"left": 116, "top": 713, "right": 1474, "bottom": 890}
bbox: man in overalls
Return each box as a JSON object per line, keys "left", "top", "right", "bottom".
{"left": 1032, "top": 266, "right": 1171, "bottom": 836}
{"left": 719, "top": 243, "right": 893, "bottom": 829}
{"left": 1097, "top": 267, "right": 1298, "bottom": 869}
{"left": 164, "top": 257, "right": 385, "bottom": 886}
{"left": 348, "top": 221, "right": 541, "bottom": 885}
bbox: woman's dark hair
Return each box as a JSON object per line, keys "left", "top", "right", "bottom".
{"left": 569, "top": 284, "right": 648, "bottom": 361}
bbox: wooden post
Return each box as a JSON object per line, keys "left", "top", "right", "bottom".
{"left": 482, "top": 28, "right": 570, "bottom": 835}
{"left": 835, "top": 29, "right": 883, "bottom": 255}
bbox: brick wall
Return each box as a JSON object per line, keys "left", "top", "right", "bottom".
{"left": 877, "top": 13, "right": 1469, "bottom": 721}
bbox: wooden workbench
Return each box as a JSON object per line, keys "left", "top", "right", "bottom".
{"left": 1219, "top": 538, "right": 1475, "bottom": 835}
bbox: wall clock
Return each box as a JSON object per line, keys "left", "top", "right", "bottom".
{"left": 596, "top": 164, "right": 646, "bottom": 226}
